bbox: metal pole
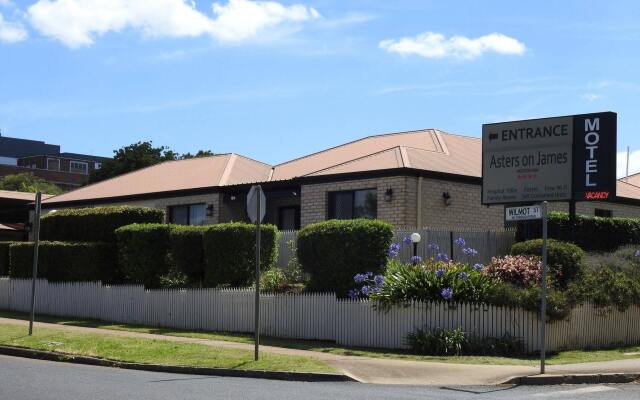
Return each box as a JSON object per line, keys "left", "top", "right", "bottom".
{"left": 540, "top": 201, "right": 548, "bottom": 374}
{"left": 568, "top": 201, "right": 576, "bottom": 243}
{"left": 413, "top": 243, "right": 417, "bottom": 261}
{"left": 28, "top": 192, "right": 42, "bottom": 336}
{"left": 254, "top": 186, "right": 261, "bottom": 361}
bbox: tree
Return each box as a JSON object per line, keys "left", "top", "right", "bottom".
{"left": 89, "top": 141, "right": 213, "bottom": 183}
{"left": 0, "top": 173, "right": 64, "bottom": 195}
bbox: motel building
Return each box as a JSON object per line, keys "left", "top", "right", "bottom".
{"left": 39, "top": 129, "right": 640, "bottom": 230}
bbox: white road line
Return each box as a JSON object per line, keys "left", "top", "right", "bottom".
{"left": 531, "top": 385, "right": 618, "bottom": 398}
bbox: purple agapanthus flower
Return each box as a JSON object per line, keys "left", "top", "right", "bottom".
{"left": 354, "top": 273, "right": 366, "bottom": 284}
{"left": 411, "top": 255, "right": 422, "bottom": 264}
{"left": 436, "top": 253, "right": 449, "bottom": 262}
{"left": 454, "top": 237, "right": 466, "bottom": 247}
{"left": 462, "top": 247, "right": 478, "bottom": 256}
{"left": 458, "top": 272, "right": 469, "bottom": 280}
{"left": 427, "top": 243, "right": 440, "bottom": 251}
{"left": 388, "top": 243, "right": 401, "bottom": 258}
{"left": 361, "top": 285, "right": 370, "bottom": 296}
{"left": 473, "top": 263, "right": 484, "bottom": 271}
{"left": 373, "top": 274, "right": 384, "bottom": 286}
{"left": 441, "top": 287, "right": 453, "bottom": 301}
{"left": 403, "top": 236, "right": 412, "bottom": 245}
{"left": 635, "top": 250, "right": 640, "bottom": 257}
{"left": 435, "top": 268, "right": 445, "bottom": 278}
{"left": 347, "top": 289, "right": 358, "bottom": 299}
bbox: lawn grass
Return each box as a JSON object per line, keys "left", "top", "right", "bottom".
{"left": 3, "top": 310, "right": 640, "bottom": 366}
{"left": 0, "top": 322, "right": 335, "bottom": 374}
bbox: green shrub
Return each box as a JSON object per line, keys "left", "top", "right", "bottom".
{"left": 406, "top": 327, "right": 526, "bottom": 356}
{"left": 569, "top": 266, "right": 640, "bottom": 311}
{"left": 203, "top": 222, "right": 279, "bottom": 287}
{"left": 260, "top": 268, "right": 286, "bottom": 292}
{"left": 511, "top": 239, "right": 585, "bottom": 288}
{"left": 168, "top": 225, "right": 208, "bottom": 286}
{"left": 41, "top": 206, "right": 165, "bottom": 243}
{"left": 0, "top": 242, "right": 12, "bottom": 276}
{"left": 406, "top": 327, "right": 466, "bottom": 356}
{"left": 371, "top": 259, "right": 498, "bottom": 309}
{"left": 585, "top": 245, "right": 640, "bottom": 277}
{"left": 8, "top": 241, "right": 113, "bottom": 282}
{"left": 517, "top": 211, "right": 640, "bottom": 252}
{"left": 297, "top": 219, "right": 393, "bottom": 296}
{"left": 115, "top": 223, "right": 171, "bottom": 288}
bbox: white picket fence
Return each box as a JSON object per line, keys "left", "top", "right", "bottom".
{"left": 275, "top": 227, "right": 516, "bottom": 268}
{"left": 2, "top": 278, "right": 640, "bottom": 353}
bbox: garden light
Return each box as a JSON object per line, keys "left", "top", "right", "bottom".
{"left": 410, "top": 232, "right": 421, "bottom": 262}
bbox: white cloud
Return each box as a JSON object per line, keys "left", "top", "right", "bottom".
{"left": 210, "top": 0, "right": 319, "bottom": 42}
{"left": 0, "top": 12, "right": 27, "bottom": 43}
{"left": 617, "top": 150, "right": 640, "bottom": 179}
{"left": 379, "top": 32, "right": 526, "bottom": 60}
{"left": 27, "top": 0, "right": 319, "bottom": 48}
{"left": 582, "top": 93, "right": 601, "bottom": 101}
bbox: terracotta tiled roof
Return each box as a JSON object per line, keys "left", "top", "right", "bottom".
{"left": 40, "top": 129, "right": 640, "bottom": 205}
{"left": 42, "top": 154, "right": 272, "bottom": 204}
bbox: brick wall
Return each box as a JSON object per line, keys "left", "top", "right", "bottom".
{"left": 300, "top": 176, "right": 416, "bottom": 227}
{"left": 549, "top": 201, "right": 640, "bottom": 218}
{"left": 419, "top": 177, "right": 505, "bottom": 230}
{"left": 47, "top": 193, "right": 223, "bottom": 225}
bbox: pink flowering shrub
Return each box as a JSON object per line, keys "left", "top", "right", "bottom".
{"left": 485, "top": 255, "right": 541, "bottom": 288}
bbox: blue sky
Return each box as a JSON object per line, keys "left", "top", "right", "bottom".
{"left": 1, "top": 0, "right": 640, "bottom": 175}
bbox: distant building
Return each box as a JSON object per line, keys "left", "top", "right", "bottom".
{"left": 0, "top": 134, "right": 109, "bottom": 191}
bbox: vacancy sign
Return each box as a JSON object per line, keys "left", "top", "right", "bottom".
{"left": 505, "top": 205, "right": 542, "bottom": 222}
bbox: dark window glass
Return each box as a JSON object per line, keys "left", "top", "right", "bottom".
{"left": 594, "top": 209, "right": 612, "bottom": 218}
{"left": 169, "top": 204, "right": 205, "bottom": 225}
{"left": 329, "top": 189, "right": 377, "bottom": 220}
{"left": 354, "top": 189, "right": 377, "bottom": 219}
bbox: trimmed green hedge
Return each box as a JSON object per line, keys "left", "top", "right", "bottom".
{"left": 511, "top": 239, "right": 585, "bottom": 288}
{"left": 168, "top": 225, "right": 208, "bottom": 285}
{"left": 41, "top": 206, "right": 165, "bottom": 243}
{"left": 517, "top": 211, "right": 640, "bottom": 252}
{"left": 115, "top": 223, "right": 171, "bottom": 288}
{"left": 297, "top": 219, "right": 393, "bottom": 296}
{"left": 203, "top": 223, "right": 279, "bottom": 287}
{"left": 8, "top": 241, "right": 113, "bottom": 282}
{"left": 0, "top": 242, "right": 11, "bottom": 276}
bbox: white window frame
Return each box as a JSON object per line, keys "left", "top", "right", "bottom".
{"left": 69, "top": 160, "right": 88, "bottom": 174}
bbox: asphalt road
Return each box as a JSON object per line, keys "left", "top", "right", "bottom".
{"left": 1, "top": 355, "right": 639, "bottom": 400}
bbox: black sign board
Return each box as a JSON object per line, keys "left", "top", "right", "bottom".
{"left": 482, "top": 112, "right": 617, "bottom": 204}
{"left": 571, "top": 112, "right": 617, "bottom": 201}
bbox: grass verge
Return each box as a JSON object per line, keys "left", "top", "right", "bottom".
{"left": 0, "top": 322, "right": 334, "bottom": 374}
{"left": 2, "top": 310, "right": 640, "bottom": 366}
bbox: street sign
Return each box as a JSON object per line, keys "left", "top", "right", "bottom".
{"left": 505, "top": 205, "right": 542, "bottom": 221}
{"left": 482, "top": 112, "right": 617, "bottom": 204}
{"left": 247, "top": 185, "right": 266, "bottom": 223}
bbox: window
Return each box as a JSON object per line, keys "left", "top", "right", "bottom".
{"left": 69, "top": 161, "right": 88, "bottom": 174}
{"left": 278, "top": 206, "right": 300, "bottom": 230}
{"left": 47, "top": 158, "right": 60, "bottom": 171}
{"left": 595, "top": 209, "right": 612, "bottom": 218}
{"left": 94, "top": 162, "right": 102, "bottom": 170}
{"left": 169, "top": 204, "right": 206, "bottom": 225}
{"left": 328, "top": 189, "right": 377, "bottom": 220}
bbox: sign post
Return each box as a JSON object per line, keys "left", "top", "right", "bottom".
{"left": 540, "top": 201, "right": 548, "bottom": 374}
{"left": 505, "top": 203, "right": 547, "bottom": 374}
{"left": 486, "top": 112, "right": 617, "bottom": 375}
{"left": 28, "top": 191, "right": 42, "bottom": 336}
{"left": 247, "top": 185, "right": 266, "bottom": 361}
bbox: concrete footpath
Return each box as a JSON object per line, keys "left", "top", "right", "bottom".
{"left": 1, "top": 317, "right": 639, "bottom": 385}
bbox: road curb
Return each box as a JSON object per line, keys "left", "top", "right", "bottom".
{"left": 503, "top": 373, "right": 640, "bottom": 385}
{"left": 0, "top": 345, "right": 356, "bottom": 383}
